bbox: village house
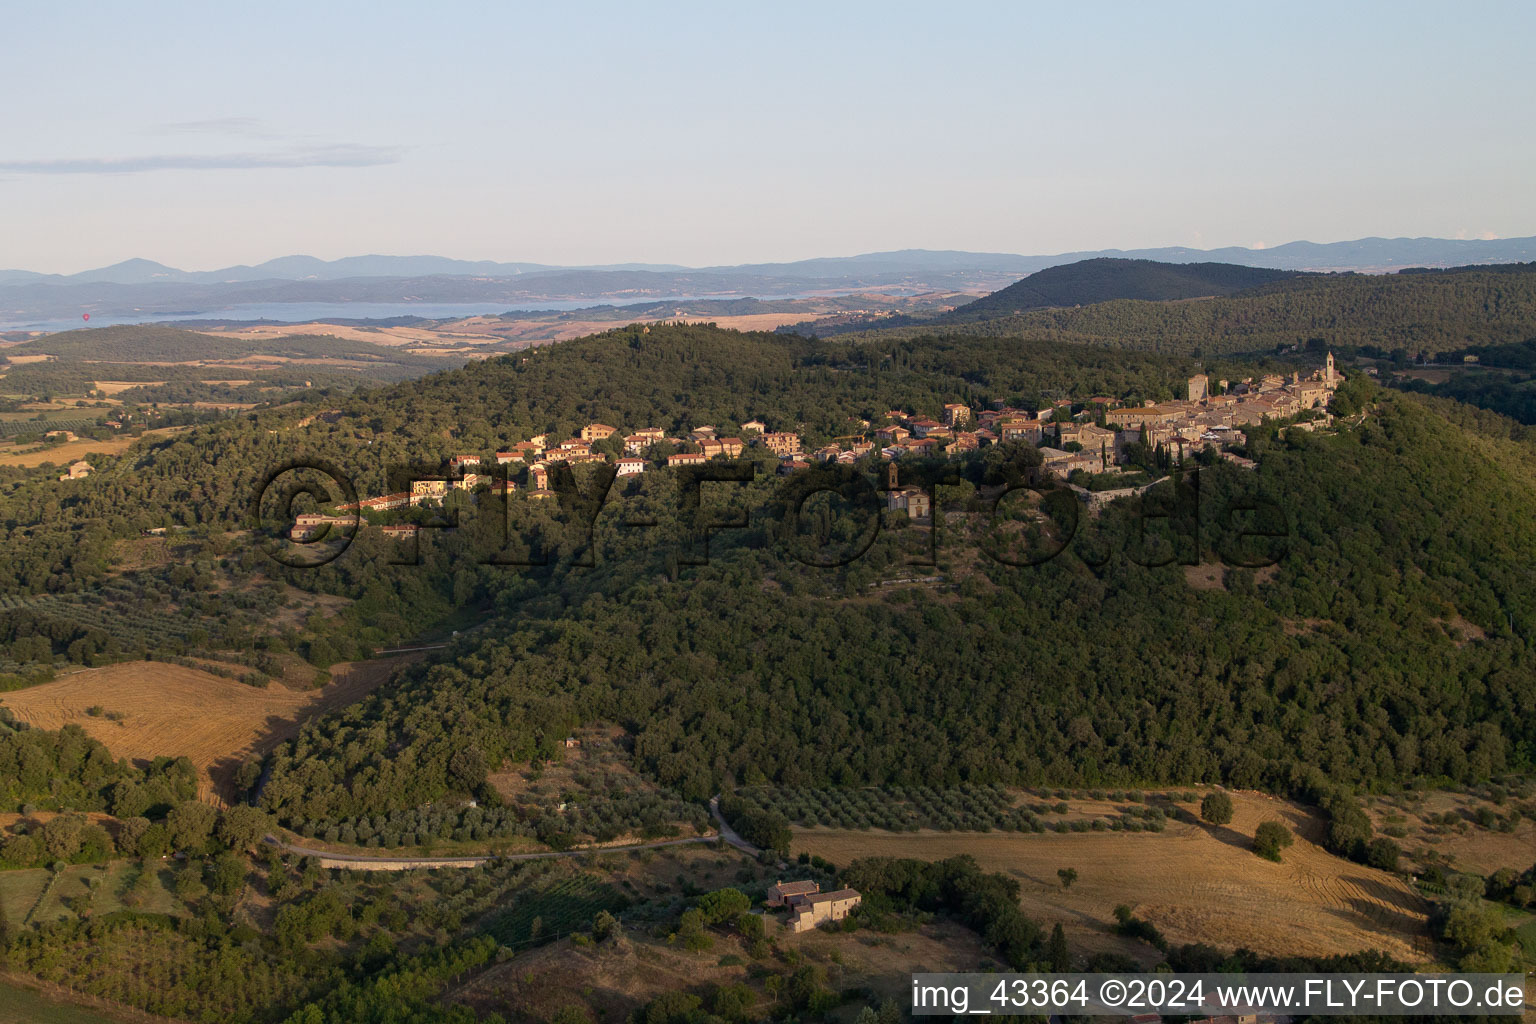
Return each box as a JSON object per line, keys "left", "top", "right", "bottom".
{"left": 623, "top": 434, "right": 653, "bottom": 454}
{"left": 699, "top": 437, "right": 745, "bottom": 459}
{"left": 580, "top": 423, "right": 617, "bottom": 442}
{"left": 667, "top": 451, "right": 707, "bottom": 467}
{"left": 778, "top": 458, "right": 810, "bottom": 475}
{"left": 288, "top": 513, "right": 356, "bottom": 541}
{"left": 451, "top": 473, "right": 485, "bottom": 491}
{"left": 875, "top": 425, "right": 910, "bottom": 444}
{"left": 529, "top": 464, "right": 549, "bottom": 490}
{"left": 906, "top": 437, "right": 941, "bottom": 456}
{"left": 908, "top": 417, "right": 942, "bottom": 438}
{"left": 449, "top": 454, "right": 482, "bottom": 472}
{"left": 689, "top": 425, "right": 718, "bottom": 441}
{"left": 741, "top": 419, "right": 767, "bottom": 434}
{"left": 409, "top": 480, "right": 448, "bottom": 506}
{"left": 339, "top": 492, "right": 411, "bottom": 513}
{"left": 616, "top": 457, "right": 646, "bottom": 477}
{"left": 942, "top": 403, "right": 972, "bottom": 427}
{"left": 526, "top": 487, "right": 557, "bottom": 501}
{"left": 1037, "top": 447, "right": 1076, "bottom": 477}
{"left": 759, "top": 431, "right": 802, "bottom": 456}
{"left": 1105, "top": 404, "right": 1186, "bottom": 430}
{"left": 1000, "top": 420, "right": 1046, "bottom": 443}
{"left": 380, "top": 524, "right": 420, "bottom": 539}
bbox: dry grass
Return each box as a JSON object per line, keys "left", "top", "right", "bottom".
{"left": 1183, "top": 562, "right": 1226, "bottom": 590}
{"left": 92, "top": 380, "right": 166, "bottom": 394}
{"left": 454, "top": 909, "right": 982, "bottom": 1024}
{"left": 0, "top": 426, "right": 186, "bottom": 468}
{"left": 793, "top": 791, "right": 1432, "bottom": 965}
{"left": 0, "top": 656, "right": 416, "bottom": 803}
{"left": 1363, "top": 789, "right": 1536, "bottom": 877}
{"left": 488, "top": 724, "right": 649, "bottom": 801}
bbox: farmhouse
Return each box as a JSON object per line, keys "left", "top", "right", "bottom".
{"left": 785, "top": 888, "right": 862, "bottom": 933}
{"left": 766, "top": 880, "right": 820, "bottom": 906}
{"left": 58, "top": 460, "right": 92, "bottom": 481}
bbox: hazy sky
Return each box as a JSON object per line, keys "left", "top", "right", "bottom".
{"left": 4, "top": 1, "right": 1534, "bottom": 273}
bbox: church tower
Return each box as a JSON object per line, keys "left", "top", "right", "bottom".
{"left": 1325, "top": 351, "right": 1336, "bottom": 386}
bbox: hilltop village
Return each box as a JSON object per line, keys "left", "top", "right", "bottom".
{"left": 295, "top": 356, "right": 1343, "bottom": 539}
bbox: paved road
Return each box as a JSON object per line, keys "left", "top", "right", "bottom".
{"left": 709, "top": 794, "right": 762, "bottom": 856}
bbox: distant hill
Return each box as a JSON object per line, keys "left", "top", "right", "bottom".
{"left": 938, "top": 259, "right": 1307, "bottom": 322}
{"left": 837, "top": 263, "right": 1536, "bottom": 358}
{"left": 9, "top": 324, "right": 464, "bottom": 378}
{"left": 14, "top": 324, "right": 251, "bottom": 361}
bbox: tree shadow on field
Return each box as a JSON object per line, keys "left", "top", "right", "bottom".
{"left": 1194, "top": 820, "right": 1254, "bottom": 853}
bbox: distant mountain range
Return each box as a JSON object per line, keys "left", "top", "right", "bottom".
{"left": 3, "top": 235, "right": 1535, "bottom": 328}
{"left": 5, "top": 235, "right": 1536, "bottom": 287}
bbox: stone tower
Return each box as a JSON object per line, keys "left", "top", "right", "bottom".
{"left": 1325, "top": 351, "right": 1336, "bottom": 387}
{"left": 1187, "top": 373, "right": 1208, "bottom": 402}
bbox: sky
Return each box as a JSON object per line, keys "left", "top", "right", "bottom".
{"left": 3, "top": 1, "right": 1534, "bottom": 274}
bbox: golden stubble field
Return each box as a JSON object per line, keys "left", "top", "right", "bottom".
{"left": 0, "top": 656, "right": 416, "bottom": 803}
{"left": 0, "top": 426, "right": 188, "bottom": 468}
{"left": 793, "top": 790, "right": 1433, "bottom": 965}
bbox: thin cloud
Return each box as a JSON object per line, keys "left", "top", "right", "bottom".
{"left": 151, "top": 116, "right": 270, "bottom": 136}
{"left": 0, "top": 143, "right": 405, "bottom": 174}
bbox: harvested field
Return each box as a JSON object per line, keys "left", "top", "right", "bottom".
{"left": 0, "top": 655, "right": 417, "bottom": 803}
{"left": 93, "top": 380, "right": 167, "bottom": 394}
{"left": 1363, "top": 789, "right": 1536, "bottom": 877}
{"left": 793, "top": 790, "right": 1432, "bottom": 964}
{"left": 0, "top": 426, "right": 186, "bottom": 468}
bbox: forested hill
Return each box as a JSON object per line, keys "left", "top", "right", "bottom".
{"left": 939, "top": 258, "right": 1306, "bottom": 323}
{"left": 242, "top": 325, "right": 1536, "bottom": 827}
{"left": 3, "top": 321, "right": 1534, "bottom": 827}
{"left": 836, "top": 263, "right": 1536, "bottom": 357}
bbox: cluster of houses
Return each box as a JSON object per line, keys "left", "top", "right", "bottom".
{"left": 295, "top": 356, "right": 1342, "bottom": 538}
{"left": 765, "top": 879, "right": 863, "bottom": 933}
